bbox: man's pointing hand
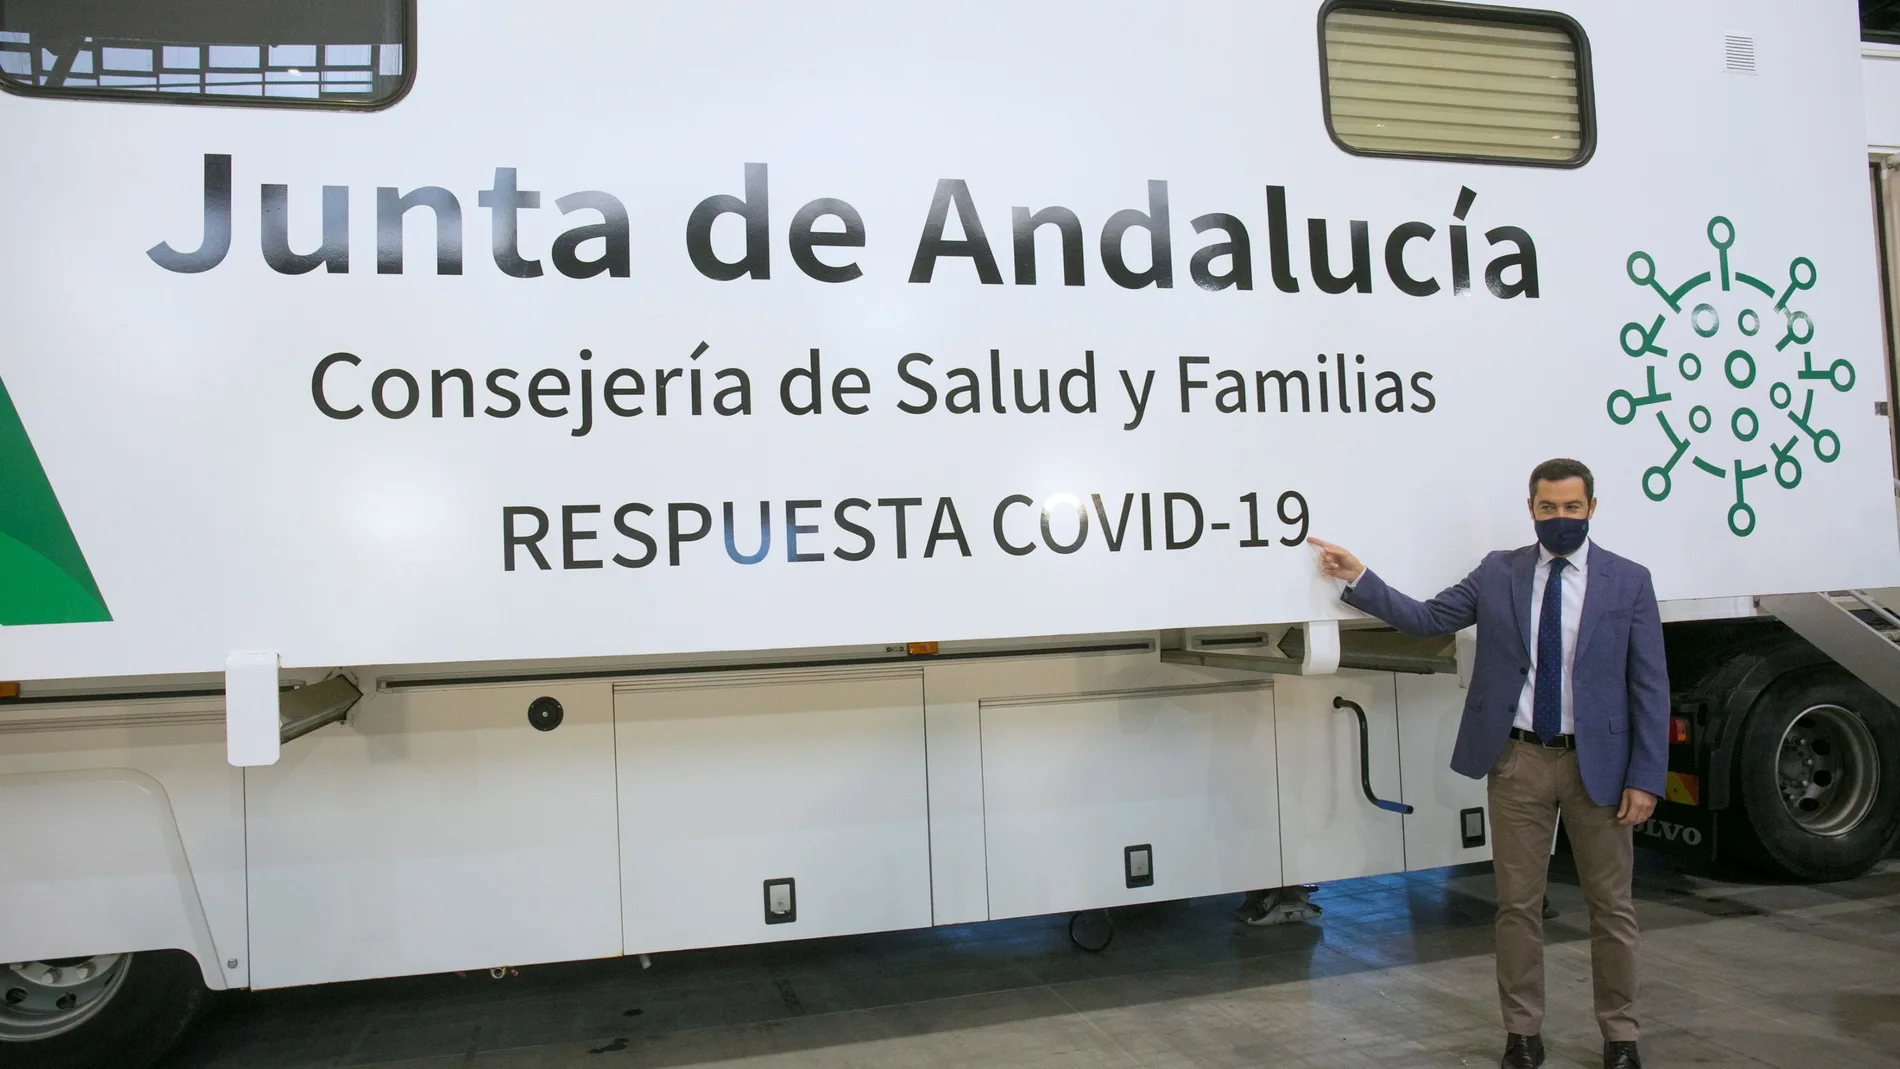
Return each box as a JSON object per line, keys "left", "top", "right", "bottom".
{"left": 1308, "top": 538, "right": 1366, "bottom": 583}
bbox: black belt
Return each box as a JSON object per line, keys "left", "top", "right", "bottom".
{"left": 1510, "top": 727, "right": 1575, "bottom": 749}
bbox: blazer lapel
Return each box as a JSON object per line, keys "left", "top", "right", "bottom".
{"left": 1573, "top": 547, "right": 1615, "bottom": 663}
{"left": 1510, "top": 545, "right": 1536, "bottom": 661}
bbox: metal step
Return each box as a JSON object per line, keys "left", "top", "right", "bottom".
{"left": 1758, "top": 590, "right": 1900, "bottom": 707}
{"left": 1839, "top": 588, "right": 1900, "bottom": 622}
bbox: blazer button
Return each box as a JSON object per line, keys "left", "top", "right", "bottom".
{"left": 1520, "top": 667, "right": 1529, "bottom": 675}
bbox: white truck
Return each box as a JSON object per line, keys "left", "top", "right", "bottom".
{"left": 4, "top": 2, "right": 1900, "bottom": 1066}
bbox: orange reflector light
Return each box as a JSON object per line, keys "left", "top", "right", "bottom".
{"left": 906, "top": 642, "right": 940, "bottom": 656}
{"left": 1670, "top": 717, "right": 1691, "bottom": 745}
{"left": 1665, "top": 771, "right": 1700, "bottom": 806}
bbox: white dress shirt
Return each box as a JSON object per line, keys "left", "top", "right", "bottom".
{"left": 1513, "top": 539, "right": 1590, "bottom": 735}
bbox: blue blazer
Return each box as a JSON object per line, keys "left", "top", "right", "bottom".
{"left": 1342, "top": 543, "right": 1669, "bottom": 807}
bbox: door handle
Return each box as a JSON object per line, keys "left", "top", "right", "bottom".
{"left": 1333, "top": 695, "right": 1414, "bottom": 815}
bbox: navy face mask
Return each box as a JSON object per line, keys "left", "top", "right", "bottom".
{"left": 1534, "top": 516, "right": 1589, "bottom": 556}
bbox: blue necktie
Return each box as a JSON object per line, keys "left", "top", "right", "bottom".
{"left": 1533, "top": 558, "right": 1568, "bottom": 741}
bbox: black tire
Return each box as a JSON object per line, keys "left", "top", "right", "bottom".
{"left": 1067, "top": 910, "right": 1114, "bottom": 953}
{"left": 0, "top": 951, "right": 208, "bottom": 1069}
{"left": 1731, "top": 667, "right": 1900, "bottom": 881}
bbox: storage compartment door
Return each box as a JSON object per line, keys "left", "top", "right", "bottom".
{"left": 1399, "top": 672, "right": 1494, "bottom": 870}
{"left": 616, "top": 668, "right": 930, "bottom": 954}
{"left": 1274, "top": 671, "right": 1407, "bottom": 884}
{"left": 246, "top": 682, "right": 622, "bottom": 989}
{"left": 980, "top": 681, "right": 1279, "bottom": 920}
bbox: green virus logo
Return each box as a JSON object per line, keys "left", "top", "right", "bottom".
{"left": 1610, "top": 217, "right": 1848, "bottom": 537}
{"left": 0, "top": 376, "right": 111, "bottom": 625}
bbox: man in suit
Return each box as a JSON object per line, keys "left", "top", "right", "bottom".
{"left": 1309, "top": 458, "right": 1667, "bottom": 1069}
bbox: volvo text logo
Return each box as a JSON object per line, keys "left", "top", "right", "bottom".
{"left": 1638, "top": 818, "right": 1704, "bottom": 847}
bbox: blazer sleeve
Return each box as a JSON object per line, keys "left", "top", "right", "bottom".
{"left": 1341, "top": 563, "right": 1482, "bottom": 638}
{"left": 1623, "top": 566, "right": 1670, "bottom": 797}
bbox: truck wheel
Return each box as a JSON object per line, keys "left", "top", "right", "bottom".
{"left": 1733, "top": 668, "right": 1900, "bottom": 881}
{"left": 0, "top": 950, "right": 208, "bottom": 1069}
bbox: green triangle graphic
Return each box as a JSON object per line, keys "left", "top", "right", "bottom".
{"left": 0, "top": 376, "right": 110, "bottom": 625}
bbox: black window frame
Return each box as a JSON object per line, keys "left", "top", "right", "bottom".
{"left": 1316, "top": 0, "right": 1597, "bottom": 169}
{"left": 0, "top": 0, "right": 416, "bottom": 112}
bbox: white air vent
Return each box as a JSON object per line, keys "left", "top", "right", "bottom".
{"left": 1725, "top": 33, "right": 1757, "bottom": 74}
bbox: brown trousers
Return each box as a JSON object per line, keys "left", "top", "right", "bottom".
{"left": 1488, "top": 739, "right": 1640, "bottom": 1042}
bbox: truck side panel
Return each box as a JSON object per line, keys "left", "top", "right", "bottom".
{"left": 244, "top": 683, "right": 621, "bottom": 989}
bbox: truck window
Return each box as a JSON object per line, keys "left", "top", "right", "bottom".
{"left": 1319, "top": 1, "right": 1593, "bottom": 167}
{"left": 0, "top": 0, "right": 411, "bottom": 108}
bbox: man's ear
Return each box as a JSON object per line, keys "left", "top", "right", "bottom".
{"left": 1586, "top": 499, "right": 1598, "bottom": 519}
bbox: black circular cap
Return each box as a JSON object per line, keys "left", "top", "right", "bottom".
{"left": 527, "top": 696, "right": 564, "bottom": 732}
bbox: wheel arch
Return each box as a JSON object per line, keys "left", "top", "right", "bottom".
{"left": 1679, "top": 632, "right": 1837, "bottom": 811}
{"left": 0, "top": 768, "right": 229, "bottom": 989}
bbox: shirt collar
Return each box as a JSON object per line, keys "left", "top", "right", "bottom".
{"left": 1538, "top": 538, "right": 1590, "bottom": 573}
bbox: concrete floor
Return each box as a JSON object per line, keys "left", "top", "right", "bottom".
{"left": 159, "top": 854, "right": 1900, "bottom": 1069}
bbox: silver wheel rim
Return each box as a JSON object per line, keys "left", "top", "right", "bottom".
{"left": 1777, "top": 704, "right": 1882, "bottom": 838}
{"left": 0, "top": 954, "right": 130, "bottom": 1041}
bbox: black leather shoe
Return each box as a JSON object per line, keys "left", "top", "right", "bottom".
{"left": 1603, "top": 1040, "right": 1643, "bottom": 1068}
{"left": 1501, "top": 1032, "right": 1545, "bottom": 1068}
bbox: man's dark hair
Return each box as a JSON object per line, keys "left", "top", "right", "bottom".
{"left": 1529, "top": 458, "right": 1594, "bottom": 500}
